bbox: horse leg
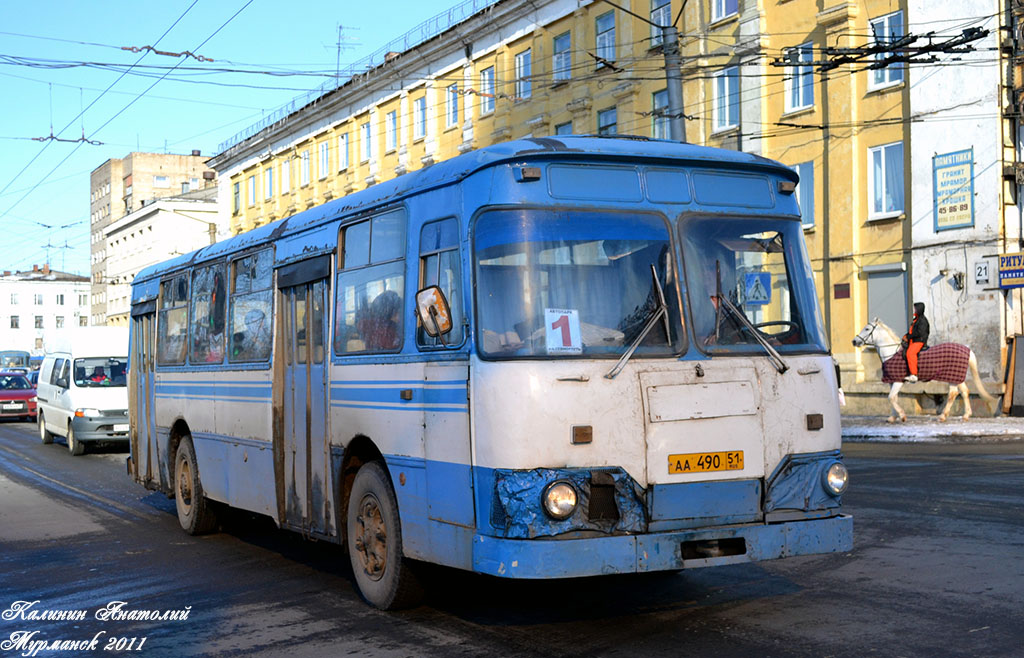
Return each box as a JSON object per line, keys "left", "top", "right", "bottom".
{"left": 938, "top": 385, "right": 958, "bottom": 422}
{"left": 888, "top": 382, "right": 907, "bottom": 423}
{"left": 959, "top": 382, "right": 973, "bottom": 420}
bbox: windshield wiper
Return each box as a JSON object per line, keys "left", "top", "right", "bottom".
{"left": 714, "top": 292, "right": 789, "bottom": 374}
{"left": 606, "top": 264, "right": 670, "bottom": 379}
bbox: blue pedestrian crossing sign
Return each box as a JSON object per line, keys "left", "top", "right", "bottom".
{"left": 744, "top": 272, "right": 771, "bottom": 305}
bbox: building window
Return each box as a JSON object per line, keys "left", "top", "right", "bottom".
{"left": 248, "top": 175, "right": 256, "bottom": 206}
{"left": 555, "top": 121, "right": 573, "bottom": 135}
{"left": 713, "top": 66, "right": 740, "bottom": 131}
{"left": 361, "top": 122, "right": 372, "bottom": 161}
{"left": 480, "top": 67, "right": 495, "bottom": 114}
{"left": 712, "top": 0, "right": 739, "bottom": 22}
{"left": 10, "top": 316, "right": 18, "bottom": 329}
{"left": 78, "top": 293, "right": 87, "bottom": 306}
{"left": 9, "top": 293, "right": 17, "bottom": 305}
{"left": 56, "top": 294, "right": 64, "bottom": 305}
{"left": 870, "top": 11, "right": 904, "bottom": 89}
{"left": 34, "top": 316, "right": 43, "bottom": 329}
{"left": 514, "top": 49, "right": 532, "bottom": 99}
{"left": 281, "top": 159, "right": 291, "bottom": 193}
{"left": 785, "top": 43, "right": 814, "bottom": 112}
{"left": 79, "top": 316, "right": 88, "bottom": 327}
{"left": 233, "top": 182, "right": 240, "bottom": 214}
{"left": 446, "top": 84, "right": 459, "bottom": 127}
{"left": 596, "top": 12, "right": 616, "bottom": 63}
{"left": 264, "top": 167, "right": 274, "bottom": 200}
{"left": 598, "top": 107, "right": 617, "bottom": 135}
{"left": 869, "top": 142, "right": 904, "bottom": 217}
{"left": 34, "top": 294, "right": 43, "bottom": 305}
{"left": 338, "top": 133, "right": 349, "bottom": 170}
{"left": 553, "top": 32, "right": 571, "bottom": 82}
{"left": 386, "top": 111, "right": 398, "bottom": 151}
{"left": 653, "top": 89, "right": 670, "bottom": 139}
{"left": 181, "top": 182, "right": 190, "bottom": 194}
{"left": 413, "top": 97, "right": 427, "bottom": 139}
{"left": 650, "top": 0, "right": 671, "bottom": 46}
{"left": 791, "top": 161, "right": 815, "bottom": 228}
{"left": 56, "top": 316, "right": 64, "bottom": 329}
{"left": 153, "top": 175, "right": 170, "bottom": 188}
{"left": 319, "top": 141, "right": 329, "bottom": 179}
{"left": 301, "top": 150, "right": 310, "bottom": 185}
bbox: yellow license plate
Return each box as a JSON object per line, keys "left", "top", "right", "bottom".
{"left": 668, "top": 451, "right": 744, "bottom": 474}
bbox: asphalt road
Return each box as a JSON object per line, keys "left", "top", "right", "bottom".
{"left": 1, "top": 419, "right": 1022, "bottom": 658}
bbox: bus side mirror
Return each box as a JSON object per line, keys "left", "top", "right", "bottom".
{"left": 415, "top": 286, "right": 453, "bottom": 341}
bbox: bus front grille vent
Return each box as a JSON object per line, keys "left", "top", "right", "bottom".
{"left": 587, "top": 483, "right": 619, "bottom": 522}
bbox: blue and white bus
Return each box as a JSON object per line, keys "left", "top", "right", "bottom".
{"left": 128, "top": 136, "right": 851, "bottom": 609}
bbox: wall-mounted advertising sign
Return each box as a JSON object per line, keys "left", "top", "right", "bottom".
{"left": 998, "top": 252, "right": 1024, "bottom": 289}
{"left": 933, "top": 148, "right": 974, "bottom": 231}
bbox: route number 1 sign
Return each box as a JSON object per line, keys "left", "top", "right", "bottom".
{"left": 545, "top": 308, "right": 582, "bottom": 354}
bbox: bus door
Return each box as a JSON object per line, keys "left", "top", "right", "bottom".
{"left": 129, "top": 302, "right": 158, "bottom": 487}
{"left": 275, "top": 256, "right": 332, "bottom": 536}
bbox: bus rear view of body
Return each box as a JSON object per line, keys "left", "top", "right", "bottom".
{"left": 128, "top": 136, "right": 851, "bottom": 609}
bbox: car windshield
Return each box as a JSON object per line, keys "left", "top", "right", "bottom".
{"left": 680, "top": 216, "right": 828, "bottom": 354}
{"left": 73, "top": 357, "right": 128, "bottom": 388}
{"left": 474, "top": 209, "right": 682, "bottom": 358}
{"left": 0, "top": 375, "right": 31, "bottom": 390}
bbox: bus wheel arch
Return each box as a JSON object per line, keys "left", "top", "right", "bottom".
{"left": 338, "top": 434, "right": 384, "bottom": 544}
{"left": 167, "top": 417, "right": 192, "bottom": 489}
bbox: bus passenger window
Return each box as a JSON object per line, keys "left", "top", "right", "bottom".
{"left": 229, "top": 249, "right": 273, "bottom": 362}
{"left": 157, "top": 274, "right": 190, "bottom": 365}
{"left": 335, "top": 210, "right": 406, "bottom": 354}
{"left": 189, "top": 264, "right": 226, "bottom": 364}
{"left": 418, "top": 218, "right": 464, "bottom": 348}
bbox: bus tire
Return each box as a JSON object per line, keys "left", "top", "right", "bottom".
{"left": 174, "top": 436, "right": 218, "bottom": 535}
{"left": 67, "top": 423, "right": 85, "bottom": 456}
{"left": 38, "top": 412, "right": 53, "bottom": 444}
{"left": 346, "top": 461, "right": 423, "bottom": 610}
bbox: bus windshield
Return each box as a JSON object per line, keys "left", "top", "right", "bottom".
{"left": 474, "top": 209, "right": 681, "bottom": 358}
{"left": 680, "top": 216, "right": 828, "bottom": 354}
{"left": 0, "top": 351, "right": 29, "bottom": 368}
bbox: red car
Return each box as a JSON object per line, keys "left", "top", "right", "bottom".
{"left": 0, "top": 370, "right": 37, "bottom": 421}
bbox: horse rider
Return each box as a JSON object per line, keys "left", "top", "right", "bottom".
{"left": 903, "top": 302, "right": 930, "bottom": 383}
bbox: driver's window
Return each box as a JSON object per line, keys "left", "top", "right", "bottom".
{"left": 417, "top": 218, "right": 464, "bottom": 348}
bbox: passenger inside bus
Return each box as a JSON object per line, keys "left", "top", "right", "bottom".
{"left": 359, "top": 289, "right": 402, "bottom": 350}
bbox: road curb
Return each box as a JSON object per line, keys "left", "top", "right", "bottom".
{"left": 841, "top": 414, "right": 1024, "bottom": 443}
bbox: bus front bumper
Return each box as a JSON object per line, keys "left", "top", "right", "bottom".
{"left": 472, "top": 513, "right": 852, "bottom": 579}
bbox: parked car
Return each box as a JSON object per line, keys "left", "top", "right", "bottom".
{"left": 37, "top": 328, "right": 128, "bottom": 456}
{"left": 26, "top": 370, "right": 39, "bottom": 387}
{"left": 0, "top": 371, "right": 37, "bottom": 421}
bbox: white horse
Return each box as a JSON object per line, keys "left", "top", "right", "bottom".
{"left": 852, "top": 318, "right": 998, "bottom": 423}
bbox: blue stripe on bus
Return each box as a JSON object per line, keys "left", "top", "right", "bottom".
{"left": 330, "top": 402, "right": 467, "bottom": 413}
{"left": 332, "top": 379, "right": 466, "bottom": 386}
{"left": 330, "top": 385, "right": 466, "bottom": 406}
{"left": 155, "top": 383, "right": 271, "bottom": 398}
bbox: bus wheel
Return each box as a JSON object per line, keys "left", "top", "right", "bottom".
{"left": 346, "top": 461, "right": 423, "bottom": 610}
{"left": 174, "top": 436, "right": 218, "bottom": 535}
{"left": 38, "top": 412, "right": 53, "bottom": 444}
{"left": 67, "top": 423, "right": 85, "bottom": 456}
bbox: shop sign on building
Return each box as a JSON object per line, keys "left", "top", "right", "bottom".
{"left": 998, "top": 252, "right": 1024, "bottom": 289}
{"left": 933, "top": 148, "right": 974, "bottom": 231}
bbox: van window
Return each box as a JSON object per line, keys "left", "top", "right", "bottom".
{"left": 190, "top": 264, "right": 227, "bottom": 364}
{"left": 158, "top": 274, "right": 189, "bottom": 365}
{"left": 50, "top": 358, "right": 68, "bottom": 387}
{"left": 74, "top": 357, "right": 127, "bottom": 388}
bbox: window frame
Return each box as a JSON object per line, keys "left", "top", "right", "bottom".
{"left": 264, "top": 167, "right": 274, "bottom": 200}
{"left": 227, "top": 247, "right": 275, "bottom": 364}
{"left": 385, "top": 110, "right": 398, "bottom": 151}
{"left": 360, "top": 122, "right": 372, "bottom": 162}
{"left": 552, "top": 32, "right": 571, "bottom": 82}
{"left": 868, "top": 141, "right": 905, "bottom": 219}
{"left": 713, "top": 66, "right": 740, "bottom": 132}
{"left": 281, "top": 159, "right": 291, "bottom": 194}
{"left": 247, "top": 175, "right": 256, "bottom": 207}
{"left": 784, "top": 43, "right": 814, "bottom": 113}
{"left": 417, "top": 217, "right": 466, "bottom": 350}
{"left": 188, "top": 262, "right": 228, "bottom": 366}
{"left": 596, "top": 12, "right": 616, "bottom": 64}
{"left": 480, "top": 66, "right": 496, "bottom": 114}
{"left": 650, "top": 0, "right": 671, "bottom": 47}
{"left": 869, "top": 11, "right": 905, "bottom": 90}
{"left": 232, "top": 182, "right": 240, "bottom": 214}
{"left": 652, "top": 89, "right": 670, "bottom": 139}
{"left": 598, "top": 107, "right": 618, "bottom": 135}
{"left": 446, "top": 84, "right": 459, "bottom": 127}
{"left": 301, "top": 150, "right": 310, "bottom": 186}
{"left": 790, "top": 161, "right": 815, "bottom": 228}
{"left": 319, "top": 141, "right": 329, "bottom": 179}
{"left": 514, "top": 49, "right": 532, "bottom": 99}
{"left": 413, "top": 97, "right": 427, "bottom": 139}
{"left": 711, "top": 0, "right": 739, "bottom": 23}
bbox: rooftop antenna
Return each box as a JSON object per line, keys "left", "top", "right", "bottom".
{"left": 326, "top": 24, "right": 361, "bottom": 83}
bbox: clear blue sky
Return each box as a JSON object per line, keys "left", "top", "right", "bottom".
{"left": 0, "top": 0, "right": 449, "bottom": 276}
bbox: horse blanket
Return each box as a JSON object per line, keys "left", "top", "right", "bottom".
{"left": 881, "top": 343, "right": 970, "bottom": 384}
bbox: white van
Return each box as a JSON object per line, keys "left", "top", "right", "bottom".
{"left": 37, "top": 327, "right": 129, "bottom": 456}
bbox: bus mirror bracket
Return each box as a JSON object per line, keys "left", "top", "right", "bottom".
{"left": 415, "top": 286, "right": 453, "bottom": 346}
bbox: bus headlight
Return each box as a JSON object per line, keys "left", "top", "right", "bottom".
{"left": 541, "top": 481, "right": 578, "bottom": 520}
{"left": 823, "top": 462, "right": 849, "bottom": 496}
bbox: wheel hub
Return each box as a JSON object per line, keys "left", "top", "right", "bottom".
{"left": 354, "top": 493, "right": 387, "bottom": 581}
{"left": 178, "top": 460, "right": 193, "bottom": 510}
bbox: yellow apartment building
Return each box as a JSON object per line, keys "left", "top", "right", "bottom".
{"left": 209, "top": 0, "right": 1014, "bottom": 409}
